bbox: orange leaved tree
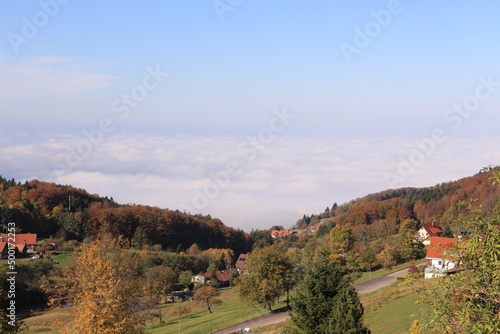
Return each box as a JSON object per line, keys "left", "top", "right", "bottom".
{"left": 65, "top": 235, "right": 145, "bottom": 334}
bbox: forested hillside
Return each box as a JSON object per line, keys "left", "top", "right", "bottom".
{"left": 0, "top": 177, "right": 251, "bottom": 255}
{"left": 1, "top": 169, "right": 499, "bottom": 261}
{"left": 280, "top": 169, "right": 500, "bottom": 272}
{"left": 300, "top": 169, "right": 500, "bottom": 231}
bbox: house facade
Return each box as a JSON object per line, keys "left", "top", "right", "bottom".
{"left": 424, "top": 236, "right": 459, "bottom": 279}
{"left": 417, "top": 222, "right": 443, "bottom": 245}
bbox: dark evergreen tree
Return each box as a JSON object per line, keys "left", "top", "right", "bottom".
{"left": 289, "top": 251, "right": 370, "bottom": 334}
{"left": 441, "top": 224, "right": 454, "bottom": 238}
{"left": 317, "top": 221, "right": 335, "bottom": 237}
{"left": 249, "top": 229, "right": 274, "bottom": 249}
{"left": 326, "top": 281, "right": 370, "bottom": 334}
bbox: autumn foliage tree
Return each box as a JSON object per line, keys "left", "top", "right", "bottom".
{"left": 65, "top": 236, "right": 145, "bottom": 334}
{"left": 237, "top": 248, "right": 295, "bottom": 311}
{"left": 194, "top": 286, "right": 222, "bottom": 313}
{"left": 328, "top": 224, "right": 354, "bottom": 258}
{"left": 143, "top": 265, "right": 176, "bottom": 324}
{"left": 396, "top": 219, "right": 425, "bottom": 263}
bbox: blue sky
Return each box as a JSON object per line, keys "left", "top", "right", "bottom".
{"left": 1, "top": 1, "right": 500, "bottom": 230}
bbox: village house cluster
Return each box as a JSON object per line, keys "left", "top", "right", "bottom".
{"left": 269, "top": 225, "right": 318, "bottom": 238}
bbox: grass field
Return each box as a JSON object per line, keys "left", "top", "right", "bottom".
{"left": 22, "top": 307, "right": 74, "bottom": 334}
{"left": 50, "top": 252, "right": 74, "bottom": 268}
{"left": 354, "top": 259, "right": 428, "bottom": 284}
{"left": 360, "top": 276, "right": 435, "bottom": 334}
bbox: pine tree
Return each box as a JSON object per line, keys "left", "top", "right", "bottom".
{"left": 326, "top": 281, "right": 369, "bottom": 334}
{"left": 289, "top": 251, "right": 370, "bottom": 334}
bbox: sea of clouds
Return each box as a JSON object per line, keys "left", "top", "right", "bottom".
{"left": 1, "top": 132, "right": 499, "bottom": 230}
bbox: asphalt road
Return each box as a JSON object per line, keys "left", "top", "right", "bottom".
{"left": 210, "top": 266, "right": 413, "bottom": 334}
{"left": 210, "top": 310, "right": 290, "bottom": 334}
{"left": 354, "top": 266, "right": 410, "bottom": 295}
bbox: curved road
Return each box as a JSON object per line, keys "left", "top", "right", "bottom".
{"left": 210, "top": 266, "right": 413, "bottom": 334}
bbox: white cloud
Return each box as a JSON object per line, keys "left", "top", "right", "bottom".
{"left": 1, "top": 133, "right": 499, "bottom": 230}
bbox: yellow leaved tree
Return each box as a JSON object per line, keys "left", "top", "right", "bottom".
{"left": 64, "top": 235, "right": 145, "bottom": 334}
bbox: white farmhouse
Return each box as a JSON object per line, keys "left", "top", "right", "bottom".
{"left": 424, "top": 236, "right": 459, "bottom": 279}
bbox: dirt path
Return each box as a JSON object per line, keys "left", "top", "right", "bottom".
{"left": 210, "top": 266, "right": 415, "bottom": 333}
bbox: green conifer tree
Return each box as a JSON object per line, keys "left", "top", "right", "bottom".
{"left": 289, "top": 250, "right": 370, "bottom": 334}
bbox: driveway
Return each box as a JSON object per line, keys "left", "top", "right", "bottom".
{"left": 210, "top": 266, "right": 413, "bottom": 333}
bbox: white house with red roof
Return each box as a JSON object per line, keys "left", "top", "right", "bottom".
{"left": 424, "top": 236, "right": 460, "bottom": 279}
{"left": 417, "top": 222, "right": 443, "bottom": 245}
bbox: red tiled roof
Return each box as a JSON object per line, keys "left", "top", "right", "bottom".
{"left": 426, "top": 237, "right": 458, "bottom": 260}
{"left": 0, "top": 242, "right": 6, "bottom": 253}
{"left": 216, "top": 270, "right": 234, "bottom": 282}
{"left": 420, "top": 222, "right": 443, "bottom": 239}
{"left": 203, "top": 270, "right": 235, "bottom": 282}
{"left": 1, "top": 234, "right": 37, "bottom": 245}
{"left": 429, "top": 227, "right": 442, "bottom": 234}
